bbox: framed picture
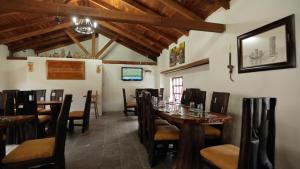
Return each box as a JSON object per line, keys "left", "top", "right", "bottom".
{"left": 237, "top": 14, "right": 296, "bottom": 73}
{"left": 169, "top": 42, "right": 185, "bottom": 67}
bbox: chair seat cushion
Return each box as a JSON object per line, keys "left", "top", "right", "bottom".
{"left": 155, "top": 119, "right": 170, "bottom": 126}
{"left": 38, "top": 115, "right": 51, "bottom": 124}
{"left": 204, "top": 125, "right": 221, "bottom": 137}
{"left": 2, "top": 138, "right": 55, "bottom": 164}
{"left": 127, "top": 101, "right": 136, "bottom": 107}
{"left": 69, "top": 111, "right": 84, "bottom": 119}
{"left": 154, "top": 125, "right": 179, "bottom": 141}
{"left": 37, "top": 108, "right": 51, "bottom": 115}
{"left": 200, "top": 144, "right": 239, "bottom": 169}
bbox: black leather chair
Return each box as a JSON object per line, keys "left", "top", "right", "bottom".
{"left": 200, "top": 97, "right": 276, "bottom": 169}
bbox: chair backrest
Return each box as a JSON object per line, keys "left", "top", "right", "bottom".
{"left": 15, "top": 91, "right": 37, "bottom": 117}
{"left": 50, "top": 89, "right": 64, "bottom": 101}
{"left": 143, "top": 91, "right": 155, "bottom": 144}
{"left": 238, "top": 97, "right": 276, "bottom": 169}
{"left": 159, "top": 88, "right": 164, "bottom": 100}
{"left": 2, "top": 90, "right": 18, "bottom": 116}
{"left": 82, "top": 90, "right": 92, "bottom": 132}
{"left": 146, "top": 88, "right": 159, "bottom": 97}
{"left": 210, "top": 92, "right": 230, "bottom": 114}
{"left": 35, "top": 89, "right": 46, "bottom": 109}
{"left": 122, "top": 88, "right": 127, "bottom": 110}
{"left": 191, "top": 89, "right": 206, "bottom": 110}
{"left": 0, "top": 92, "right": 4, "bottom": 116}
{"left": 54, "top": 94, "right": 72, "bottom": 162}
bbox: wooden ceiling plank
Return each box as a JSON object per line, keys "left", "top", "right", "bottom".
{"left": 0, "top": 0, "right": 225, "bottom": 32}
{"left": 96, "top": 35, "right": 118, "bottom": 59}
{"left": 158, "top": 0, "right": 204, "bottom": 21}
{"left": 0, "top": 17, "right": 54, "bottom": 34}
{"left": 65, "top": 29, "right": 91, "bottom": 57}
{"left": 121, "top": 0, "right": 188, "bottom": 36}
{"left": 216, "top": 0, "right": 230, "bottom": 10}
{"left": 0, "top": 22, "right": 72, "bottom": 44}
{"left": 90, "top": 0, "right": 170, "bottom": 48}
{"left": 0, "top": 12, "right": 19, "bottom": 17}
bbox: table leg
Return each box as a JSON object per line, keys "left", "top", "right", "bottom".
{"left": 47, "top": 104, "right": 62, "bottom": 136}
{"left": 173, "top": 123, "right": 205, "bottom": 169}
{"left": 0, "top": 128, "right": 6, "bottom": 161}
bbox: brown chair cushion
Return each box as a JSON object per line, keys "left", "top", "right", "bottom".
{"left": 154, "top": 125, "right": 179, "bottom": 141}
{"left": 203, "top": 125, "right": 221, "bottom": 137}
{"left": 2, "top": 138, "right": 55, "bottom": 164}
{"left": 69, "top": 111, "right": 84, "bottom": 119}
{"left": 200, "top": 144, "right": 239, "bottom": 169}
{"left": 127, "top": 100, "right": 136, "bottom": 107}
{"left": 38, "top": 115, "right": 51, "bottom": 124}
{"left": 155, "top": 119, "right": 170, "bottom": 126}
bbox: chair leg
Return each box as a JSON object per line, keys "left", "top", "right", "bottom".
{"left": 68, "top": 120, "right": 74, "bottom": 133}
{"left": 94, "top": 103, "right": 99, "bottom": 119}
{"left": 124, "top": 108, "right": 128, "bottom": 116}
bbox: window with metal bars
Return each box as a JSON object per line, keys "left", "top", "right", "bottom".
{"left": 171, "top": 76, "right": 183, "bottom": 102}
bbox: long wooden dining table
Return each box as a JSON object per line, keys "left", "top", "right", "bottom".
{"left": 154, "top": 104, "right": 232, "bottom": 169}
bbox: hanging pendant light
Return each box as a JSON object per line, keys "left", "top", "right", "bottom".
{"left": 72, "top": 16, "right": 98, "bottom": 34}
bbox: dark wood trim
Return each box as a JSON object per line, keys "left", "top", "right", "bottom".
{"left": 160, "top": 58, "right": 209, "bottom": 74}
{"left": 102, "top": 60, "right": 157, "bottom": 65}
{"left": 6, "top": 56, "right": 28, "bottom": 60}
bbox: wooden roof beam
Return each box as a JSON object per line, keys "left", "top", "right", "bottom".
{"left": 96, "top": 36, "right": 118, "bottom": 59}
{"left": 216, "top": 0, "right": 230, "bottom": 10}
{"left": 0, "top": 22, "right": 72, "bottom": 44}
{"left": 121, "top": 0, "right": 188, "bottom": 36}
{"left": 65, "top": 29, "right": 91, "bottom": 57}
{"left": 0, "top": 0, "right": 225, "bottom": 32}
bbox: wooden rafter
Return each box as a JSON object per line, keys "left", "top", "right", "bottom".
{"left": 90, "top": 0, "right": 174, "bottom": 48}
{"left": 121, "top": 0, "right": 188, "bottom": 36}
{"left": 36, "top": 35, "right": 91, "bottom": 54}
{"left": 158, "top": 0, "right": 204, "bottom": 20}
{"left": 65, "top": 29, "right": 91, "bottom": 57}
{"left": 0, "top": 0, "right": 225, "bottom": 32}
{"left": 91, "top": 34, "right": 96, "bottom": 58}
{"left": 99, "top": 22, "right": 162, "bottom": 54}
{"left": 0, "top": 22, "right": 72, "bottom": 44}
{"left": 96, "top": 35, "right": 118, "bottom": 59}
{"left": 216, "top": 0, "right": 230, "bottom": 10}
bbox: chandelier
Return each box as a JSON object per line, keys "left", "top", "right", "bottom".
{"left": 72, "top": 17, "right": 98, "bottom": 34}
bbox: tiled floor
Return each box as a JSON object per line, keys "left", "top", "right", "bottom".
{"left": 65, "top": 112, "right": 174, "bottom": 169}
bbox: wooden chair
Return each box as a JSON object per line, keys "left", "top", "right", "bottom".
{"left": 200, "top": 97, "right": 276, "bottom": 169}
{"left": 122, "top": 88, "right": 136, "bottom": 116}
{"left": 1, "top": 94, "right": 73, "bottom": 169}
{"left": 142, "top": 91, "right": 179, "bottom": 167}
{"left": 68, "top": 90, "right": 92, "bottom": 133}
{"left": 15, "top": 91, "right": 51, "bottom": 139}
{"left": 204, "top": 92, "right": 230, "bottom": 144}
{"left": 91, "top": 91, "right": 99, "bottom": 119}
{"left": 0, "top": 92, "right": 4, "bottom": 116}
{"left": 39, "top": 89, "right": 64, "bottom": 115}
{"left": 35, "top": 89, "right": 46, "bottom": 109}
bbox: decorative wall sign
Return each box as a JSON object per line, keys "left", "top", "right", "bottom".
{"left": 169, "top": 42, "right": 185, "bottom": 67}
{"left": 47, "top": 60, "right": 85, "bottom": 80}
{"left": 237, "top": 14, "right": 296, "bottom": 73}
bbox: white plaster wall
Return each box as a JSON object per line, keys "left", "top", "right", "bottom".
{"left": 0, "top": 45, "right": 9, "bottom": 90}
{"left": 2, "top": 55, "right": 103, "bottom": 115}
{"left": 158, "top": 0, "right": 300, "bottom": 168}
{"left": 102, "top": 64, "right": 157, "bottom": 112}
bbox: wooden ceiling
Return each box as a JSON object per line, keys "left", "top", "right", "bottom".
{"left": 0, "top": 0, "right": 230, "bottom": 61}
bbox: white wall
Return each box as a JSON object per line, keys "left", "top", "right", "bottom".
{"left": 102, "top": 64, "right": 157, "bottom": 112}
{"left": 1, "top": 53, "right": 103, "bottom": 114}
{"left": 158, "top": 0, "right": 300, "bottom": 168}
{"left": 0, "top": 45, "right": 9, "bottom": 90}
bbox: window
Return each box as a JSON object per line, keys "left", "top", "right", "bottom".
{"left": 171, "top": 76, "right": 183, "bottom": 102}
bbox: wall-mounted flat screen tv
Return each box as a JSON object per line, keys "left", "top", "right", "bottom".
{"left": 121, "top": 67, "right": 143, "bottom": 81}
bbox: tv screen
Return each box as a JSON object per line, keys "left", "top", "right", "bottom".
{"left": 121, "top": 67, "right": 143, "bottom": 81}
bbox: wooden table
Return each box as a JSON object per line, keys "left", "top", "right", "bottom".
{"left": 37, "top": 101, "right": 62, "bottom": 135}
{"left": 0, "top": 115, "right": 35, "bottom": 160}
{"left": 154, "top": 104, "right": 232, "bottom": 169}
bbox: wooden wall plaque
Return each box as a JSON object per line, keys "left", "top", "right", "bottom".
{"left": 47, "top": 60, "right": 85, "bottom": 80}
